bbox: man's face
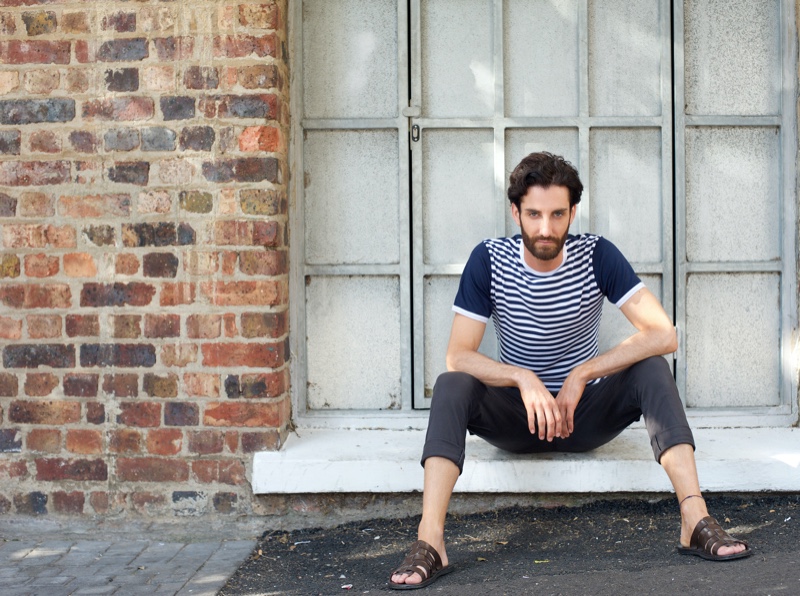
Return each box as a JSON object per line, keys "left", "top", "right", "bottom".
{"left": 511, "top": 185, "right": 576, "bottom": 272}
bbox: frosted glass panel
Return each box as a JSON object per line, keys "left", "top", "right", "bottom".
{"left": 589, "top": 0, "right": 662, "bottom": 117}
{"left": 504, "top": 0, "right": 579, "bottom": 117}
{"left": 422, "top": 0, "right": 493, "bottom": 117}
{"left": 422, "top": 130, "right": 495, "bottom": 264}
{"left": 504, "top": 128, "right": 580, "bottom": 236}
{"left": 306, "top": 276, "right": 402, "bottom": 409}
{"left": 423, "top": 276, "right": 497, "bottom": 396}
{"left": 685, "top": 127, "right": 780, "bottom": 263}
{"left": 684, "top": 0, "right": 780, "bottom": 116}
{"left": 590, "top": 129, "right": 663, "bottom": 263}
{"left": 685, "top": 273, "right": 780, "bottom": 407}
{"left": 598, "top": 275, "right": 662, "bottom": 355}
{"left": 303, "top": 0, "right": 398, "bottom": 118}
{"left": 305, "top": 130, "right": 399, "bottom": 265}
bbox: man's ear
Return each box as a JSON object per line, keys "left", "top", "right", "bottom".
{"left": 511, "top": 202, "right": 521, "bottom": 227}
{"left": 569, "top": 204, "right": 577, "bottom": 225}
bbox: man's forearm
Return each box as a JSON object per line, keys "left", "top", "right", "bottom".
{"left": 573, "top": 326, "right": 677, "bottom": 385}
{"left": 446, "top": 349, "right": 542, "bottom": 391}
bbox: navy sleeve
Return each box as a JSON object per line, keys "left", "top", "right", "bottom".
{"left": 592, "top": 237, "right": 644, "bottom": 306}
{"left": 453, "top": 242, "right": 493, "bottom": 322}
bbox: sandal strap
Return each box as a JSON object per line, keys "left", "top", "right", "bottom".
{"left": 390, "top": 540, "right": 443, "bottom": 581}
{"left": 691, "top": 516, "right": 748, "bottom": 556}
{"left": 679, "top": 494, "right": 704, "bottom": 508}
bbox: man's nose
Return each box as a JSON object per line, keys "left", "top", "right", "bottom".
{"left": 539, "top": 217, "right": 551, "bottom": 236}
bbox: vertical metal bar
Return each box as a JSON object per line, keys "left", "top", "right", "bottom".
{"left": 288, "top": 0, "right": 308, "bottom": 418}
{"left": 660, "top": 0, "right": 675, "bottom": 352}
{"left": 397, "top": 0, "right": 414, "bottom": 411}
{"left": 672, "top": 0, "right": 688, "bottom": 404}
{"left": 410, "top": 0, "right": 426, "bottom": 408}
{"left": 577, "top": 0, "right": 590, "bottom": 235}
{"left": 494, "top": 0, "right": 507, "bottom": 237}
{"left": 780, "top": 0, "right": 799, "bottom": 418}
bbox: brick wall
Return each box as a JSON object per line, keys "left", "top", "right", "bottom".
{"left": 0, "top": 0, "right": 290, "bottom": 519}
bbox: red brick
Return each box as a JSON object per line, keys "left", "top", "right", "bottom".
{"left": 221, "top": 251, "right": 239, "bottom": 275}
{"left": 0, "top": 160, "right": 71, "bottom": 186}
{"left": 184, "top": 373, "right": 220, "bottom": 398}
{"left": 58, "top": 194, "right": 131, "bottom": 218}
{"left": 188, "top": 430, "right": 224, "bottom": 455}
{"left": 183, "top": 251, "right": 218, "bottom": 275}
{"left": 191, "top": 459, "right": 246, "bottom": 485}
{"left": 109, "top": 429, "right": 142, "bottom": 454}
{"left": 63, "top": 373, "right": 98, "bottom": 397}
{"left": 144, "top": 314, "right": 180, "bottom": 338}
{"left": 239, "top": 126, "right": 281, "bottom": 152}
{"left": 145, "top": 429, "right": 182, "bottom": 456}
{"left": 89, "top": 491, "right": 109, "bottom": 514}
{"left": 116, "top": 253, "right": 140, "bottom": 275}
{"left": 238, "top": 64, "right": 280, "bottom": 90}
{"left": 112, "top": 314, "right": 141, "bottom": 339}
{"left": 0, "top": 316, "right": 22, "bottom": 339}
{"left": 116, "top": 402, "right": 161, "bottom": 428}
{"left": 202, "top": 342, "right": 284, "bottom": 368}
{"left": 35, "top": 458, "right": 107, "bottom": 481}
{"left": 0, "top": 284, "right": 71, "bottom": 309}
{"left": 131, "top": 491, "right": 166, "bottom": 512}
{"left": 52, "top": 491, "right": 85, "bottom": 514}
{"left": 160, "top": 282, "right": 195, "bottom": 306}
{"left": 102, "top": 374, "right": 138, "bottom": 397}
{"left": 186, "top": 314, "right": 221, "bottom": 339}
{"left": 86, "top": 402, "right": 105, "bottom": 424}
{"left": 18, "top": 191, "right": 54, "bottom": 216}
{"left": 240, "top": 371, "right": 286, "bottom": 398}
{"left": 24, "top": 373, "right": 59, "bottom": 396}
{"left": 224, "top": 431, "right": 239, "bottom": 452}
{"left": 0, "top": 40, "right": 71, "bottom": 64}
{"left": 66, "top": 314, "right": 99, "bottom": 337}
{"left": 241, "top": 431, "right": 281, "bottom": 452}
{"left": 203, "top": 399, "right": 288, "bottom": 428}
{"left": 24, "top": 253, "right": 59, "bottom": 277}
{"left": 213, "top": 220, "right": 279, "bottom": 246}
{"left": 213, "top": 34, "right": 276, "bottom": 58}
{"left": 223, "top": 313, "right": 238, "bottom": 337}
{"left": 241, "top": 311, "right": 286, "bottom": 338}
{"left": 0, "top": 460, "right": 28, "bottom": 480}
{"left": 26, "top": 429, "right": 61, "bottom": 453}
{"left": 0, "top": 372, "right": 19, "bottom": 397}
{"left": 3, "top": 224, "right": 72, "bottom": 248}
{"left": 29, "top": 130, "right": 60, "bottom": 152}
{"left": 143, "top": 373, "right": 178, "bottom": 398}
{"left": 199, "top": 281, "right": 284, "bottom": 306}
{"left": 239, "top": 250, "right": 286, "bottom": 276}
{"left": 80, "top": 282, "right": 155, "bottom": 307}
{"left": 10, "top": 400, "right": 80, "bottom": 424}
{"left": 64, "top": 253, "right": 97, "bottom": 277}
{"left": 82, "top": 97, "right": 154, "bottom": 121}
{"left": 238, "top": 3, "right": 279, "bottom": 29}
{"left": 26, "top": 314, "right": 61, "bottom": 338}
{"left": 62, "top": 12, "right": 90, "bottom": 34}
{"left": 164, "top": 402, "right": 198, "bottom": 426}
{"left": 117, "top": 457, "right": 188, "bottom": 482}
{"left": 161, "top": 344, "right": 197, "bottom": 367}
{"left": 66, "top": 429, "right": 102, "bottom": 454}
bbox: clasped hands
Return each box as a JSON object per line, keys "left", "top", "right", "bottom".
{"left": 520, "top": 369, "right": 587, "bottom": 441}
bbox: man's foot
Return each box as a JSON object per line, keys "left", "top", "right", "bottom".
{"left": 678, "top": 495, "right": 750, "bottom": 559}
{"left": 389, "top": 536, "right": 449, "bottom": 588}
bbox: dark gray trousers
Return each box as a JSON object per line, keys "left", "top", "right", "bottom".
{"left": 421, "top": 356, "right": 694, "bottom": 473}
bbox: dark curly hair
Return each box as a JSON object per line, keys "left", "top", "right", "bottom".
{"left": 507, "top": 152, "right": 583, "bottom": 209}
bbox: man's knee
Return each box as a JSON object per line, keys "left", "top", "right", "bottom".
{"left": 432, "top": 371, "right": 482, "bottom": 400}
{"left": 628, "top": 355, "right": 674, "bottom": 386}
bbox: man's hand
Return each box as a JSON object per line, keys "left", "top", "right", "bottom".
{"left": 518, "top": 373, "right": 562, "bottom": 441}
{"left": 554, "top": 368, "right": 588, "bottom": 438}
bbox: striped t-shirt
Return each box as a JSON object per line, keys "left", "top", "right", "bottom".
{"left": 453, "top": 234, "right": 644, "bottom": 392}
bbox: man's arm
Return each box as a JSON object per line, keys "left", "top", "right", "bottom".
{"left": 446, "top": 313, "right": 563, "bottom": 441}
{"left": 555, "top": 286, "right": 677, "bottom": 436}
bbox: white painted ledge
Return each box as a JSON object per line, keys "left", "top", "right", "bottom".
{"left": 252, "top": 427, "right": 800, "bottom": 494}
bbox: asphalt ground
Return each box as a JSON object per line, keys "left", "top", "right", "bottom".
{"left": 220, "top": 494, "right": 800, "bottom": 596}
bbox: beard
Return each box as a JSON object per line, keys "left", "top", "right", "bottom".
{"left": 520, "top": 226, "right": 569, "bottom": 261}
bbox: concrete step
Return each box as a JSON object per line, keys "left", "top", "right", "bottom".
{"left": 252, "top": 427, "right": 800, "bottom": 494}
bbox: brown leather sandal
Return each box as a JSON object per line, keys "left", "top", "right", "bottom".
{"left": 388, "top": 539, "right": 454, "bottom": 590}
{"left": 677, "top": 515, "right": 752, "bottom": 561}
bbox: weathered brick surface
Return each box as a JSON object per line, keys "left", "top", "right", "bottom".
{"left": 0, "top": 0, "right": 290, "bottom": 521}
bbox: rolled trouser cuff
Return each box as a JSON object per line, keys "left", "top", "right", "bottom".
{"left": 421, "top": 438, "right": 466, "bottom": 474}
{"left": 651, "top": 425, "right": 695, "bottom": 463}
